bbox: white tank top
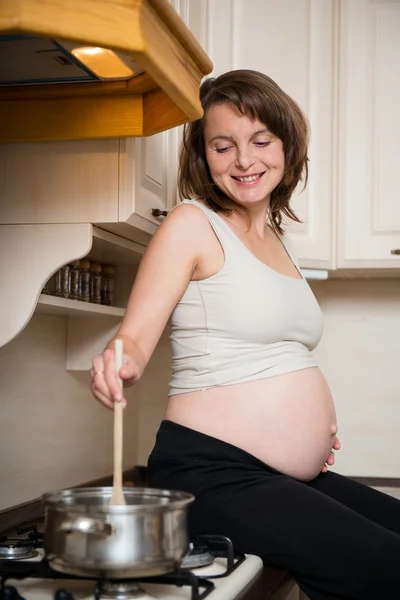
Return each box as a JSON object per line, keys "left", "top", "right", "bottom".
{"left": 169, "top": 199, "right": 323, "bottom": 396}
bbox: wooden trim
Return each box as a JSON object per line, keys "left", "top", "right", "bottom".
{"left": 0, "top": 0, "right": 211, "bottom": 75}
{"left": 0, "top": 501, "right": 46, "bottom": 538}
{"left": 350, "top": 476, "right": 400, "bottom": 488}
{"left": 0, "top": 96, "right": 143, "bottom": 142}
{"left": 0, "top": 73, "right": 157, "bottom": 101}
{"left": 137, "top": 1, "right": 205, "bottom": 121}
{"left": 147, "top": 0, "right": 213, "bottom": 74}
{"left": 143, "top": 87, "right": 189, "bottom": 135}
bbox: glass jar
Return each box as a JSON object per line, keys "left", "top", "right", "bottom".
{"left": 101, "top": 265, "right": 115, "bottom": 306}
{"left": 55, "top": 265, "right": 70, "bottom": 298}
{"left": 89, "top": 263, "right": 102, "bottom": 304}
{"left": 79, "top": 259, "right": 91, "bottom": 302}
{"left": 41, "top": 278, "right": 51, "bottom": 295}
{"left": 69, "top": 261, "right": 81, "bottom": 301}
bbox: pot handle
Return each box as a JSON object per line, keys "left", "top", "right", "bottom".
{"left": 57, "top": 516, "right": 114, "bottom": 537}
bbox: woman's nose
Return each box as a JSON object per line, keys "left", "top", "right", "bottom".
{"left": 235, "top": 148, "right": 256, "bottom": 170}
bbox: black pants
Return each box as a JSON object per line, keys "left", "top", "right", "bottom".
{"left": 148, "top": 420, "right": 400, "bottom": 600}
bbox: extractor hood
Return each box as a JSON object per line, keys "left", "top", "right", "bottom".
{"left": 0, "top": 36, "right": 147, "bottom": 85}
{"left": 0, "top": 0, "right": 213, "bottom": 142}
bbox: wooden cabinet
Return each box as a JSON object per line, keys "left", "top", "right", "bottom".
{"left": 0, "top": 0, "right": 213, "bottom": 142}
{"left": 0, "top": 138, "right": 164, "bottom": 244}
{"left": 337, "top": 0, "right": 400, "bottom": 268}
{"left": 117, "top": 129, "right": 180, "bottom": 239}
{"left": 0, "top": 140, "right": 120, "bottom": 225}
{"left": 0, "top": 2, "right": 209, "bottom": 243}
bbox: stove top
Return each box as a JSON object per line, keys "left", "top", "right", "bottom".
{"left": 0, "top": 529, "right": 263, "bottom": 600}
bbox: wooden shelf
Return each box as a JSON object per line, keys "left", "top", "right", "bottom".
{"left": 90, "top": 227, "right": 146, "bottom": 266}
{"left": 34, "top": 230, "right": 142, "bottom": 319}
{"left": 36, "top": 295, "right": 125, "bottom": 318}
{"left": 0, "top": 0, "right": 213, "bottom": 141}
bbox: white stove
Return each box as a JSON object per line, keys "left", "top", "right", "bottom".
{"left": 0, "top": 536, "right": 263, "bottom": 600}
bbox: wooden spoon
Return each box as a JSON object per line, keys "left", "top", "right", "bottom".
{"left": 109, "top": 338, "right": 126, "bottom": 506}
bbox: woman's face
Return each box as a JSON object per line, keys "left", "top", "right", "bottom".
{"left": 204, "top": 103, "right": 285, "bottom": 209}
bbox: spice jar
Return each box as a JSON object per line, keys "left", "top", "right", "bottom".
{"left": 69, "top": 261, "right": 81, "bottom": 301}
{"left": 101, "top": 265, "right": 115, "bottom": 306}
{"left": 89, "top": 263, "right": 102, "bottom": 304}
{"left": 79, "top": 260, "right": 91, "bottom": 302}
{"left": 55, "top": 265, "right": 70, "bottom": 298}
{"left": 41, "top": 278, "right": 51, "bottom": 295}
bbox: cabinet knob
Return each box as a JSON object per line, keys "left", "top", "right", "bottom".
{"left": 390, "top": 249, "right": 400, "bottom": 255}
{"left": 151, "top": 208, "right": 169, "bottom": 219}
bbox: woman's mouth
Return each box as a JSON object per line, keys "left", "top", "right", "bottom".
{"left": 232, "top": 173, "right": 264, "bottom": 185}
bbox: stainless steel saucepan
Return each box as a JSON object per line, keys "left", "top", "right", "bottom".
{"left": 42, "top": 486, "right": 194, "bottom": 579}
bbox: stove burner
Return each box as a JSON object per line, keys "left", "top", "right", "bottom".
{"left": 0, "top": 533, "right": 240, "bottom": 599}
{"left": 0, "top": 540, "right": 38, "bottom": 560}
{"left": 96, "top": 581, "right": 152, "bottom": 599}
{"left": 181, "top": 543, "right": 215, "bottom": 569}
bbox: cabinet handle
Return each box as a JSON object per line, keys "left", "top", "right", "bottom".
{"left": 390, "top": 249, "right": 400, "bottom": 255}
{"left": 151, "top": 208, "right": 169, "bottom": 219}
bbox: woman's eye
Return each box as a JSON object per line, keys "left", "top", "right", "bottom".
{"left": 254, "top": 141, "right": 271, "bottom": 147}
{"left": 215, "top": 147, "right": 231, "bottom": 154}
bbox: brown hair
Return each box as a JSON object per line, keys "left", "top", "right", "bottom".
{"left": 178, "top": 69, "right": 309, "bottom": 234}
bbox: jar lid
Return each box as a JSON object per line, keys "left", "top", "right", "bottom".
{"left": 102, "top": 265, "right": 115, "bottom": 275}
{"left": 79, "top": 259, "right": 91, "bottom": 269}
{"left": 70, "top": 260, "right": 81, "bottom": 267}
{"left": 90, "top": 262, "right": 102, "bottom": 272}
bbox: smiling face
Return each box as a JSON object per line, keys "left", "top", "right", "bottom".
{"left": 204, "top": 103, "right": 285, "bottom": 210}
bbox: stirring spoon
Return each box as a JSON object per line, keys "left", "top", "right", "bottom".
{"left": 109, "top": 338, "right": 126, "bottom": 506}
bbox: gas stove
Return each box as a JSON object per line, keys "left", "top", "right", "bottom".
{"left": 0, "top": 527, "right": 263, "bottom": 600}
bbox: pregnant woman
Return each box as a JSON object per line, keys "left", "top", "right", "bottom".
{"left": 90, "top": 70, "right": 400, "bottom": 600}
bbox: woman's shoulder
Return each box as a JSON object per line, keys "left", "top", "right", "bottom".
{"left": 153, "top": 201, "right": 217, "bottom": 245}
{"left": 166, "top": 200, "right": 214, "bottom": 227}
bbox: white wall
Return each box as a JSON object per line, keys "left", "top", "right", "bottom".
{"left": 310, "top": 279, "right": 400, "bottom": 477}
{"left": 136, "top": 279, "right": 400, "bottom": 479}
{"left": 0, "top": 314, "right": 139, "bottom": 511}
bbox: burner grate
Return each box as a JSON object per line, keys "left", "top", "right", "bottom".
{"left": 0, "top": 533, "right": 245, "bottom": 599}
{"left": 0, "top": 558, "right": 215, "bottom": 600}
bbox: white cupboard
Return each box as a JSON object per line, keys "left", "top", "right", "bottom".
{"left": 117, "top": 0, "right": 211, "bottom": 238}
{"left": 182, "top": 0, "right": 400, "bottom": 270}
{"left": 337, "top": 0, "right": 400, "bottom": 268}
{"left": 0, "top": 137, "right": 163, "bottom": 245}
{"left": 202, "top": 0, "right": 338, "bottom": 269}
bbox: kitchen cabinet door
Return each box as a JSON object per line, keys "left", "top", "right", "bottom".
{"left": 118, "top": 1, "right": 209, "bottom": 237}
{"left": 202, "top": 0, "right": 337, "bottom": 269}
{"left": 337, "top": 0, "right": 400, "bottom": 268}
{"left": 119, "top": 134, "right": 170, "bottom": 237}
{"left": 0, "top": 139, "right": 120, "bottom": 224}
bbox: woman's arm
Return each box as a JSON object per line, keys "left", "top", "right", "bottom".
{"left": 90, "top": 204, "right": 205, "bottom": 409}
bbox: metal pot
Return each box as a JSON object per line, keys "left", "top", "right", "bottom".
{"left": 42, "top": 486, "right": 194, "bottom": 579}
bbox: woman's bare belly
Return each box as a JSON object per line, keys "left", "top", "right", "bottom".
{"left": 165, "top": 367, "right": 337, "bottom": 481}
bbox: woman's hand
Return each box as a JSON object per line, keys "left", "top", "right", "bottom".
{"left": 321, "top": 425, "right": 341, "bottom": 473}
{"left": 90, "top": 345, "right": 142, "bottom": 410}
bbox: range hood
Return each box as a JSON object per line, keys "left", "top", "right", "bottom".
{"left": 0, "top": 0, "right": 213, "bottom": 142}
{"left": 0, "top": 36, "right": 147, "bottom": 85}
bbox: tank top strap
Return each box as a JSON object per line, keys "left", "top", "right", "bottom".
{"left": 179, "top": 199, "right": 240, "bottom": 252}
